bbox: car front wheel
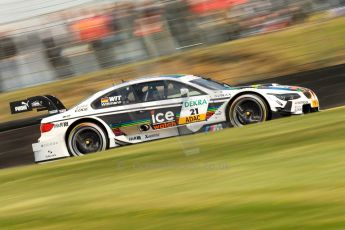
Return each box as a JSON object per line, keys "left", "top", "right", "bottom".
{"left": 229, "top": 94, "right": 269, "bottom": 127}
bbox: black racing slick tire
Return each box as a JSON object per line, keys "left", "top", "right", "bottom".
{"left": 67, "top": 122, "right": 107, "bottom": 156}
{"left": 229, "top": 94, "right": 269, "bottom": 127}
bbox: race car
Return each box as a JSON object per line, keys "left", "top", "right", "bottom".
{"left": 10, "top": 74, "right": 319, "bottom": 163}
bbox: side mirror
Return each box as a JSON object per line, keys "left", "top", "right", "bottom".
{"left": 180, "top": 88, "right": 189, "bottom": 98}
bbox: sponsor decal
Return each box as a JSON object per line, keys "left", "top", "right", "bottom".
{"left": 311, "top": 100, "right": 319, "bottom": 108}
{"left": 295, "top": 106, "right": 303, "bottom": 112}
{"left": 204, "top": 124, "right": 224, "bottom": 132}
{"left": 45, "top": 150, "right": 57, "bottom": 158}
{"left": 151, "top": 110, "right": 177, "bottom": 130}
{"left": 101, "top": 96, "right": 122, "bottom": 107}
{"left": 294, "top": 101, "right": 309, "bottom": 105}
{"left": 214, "top": 93, "right": 231, "bottom": 98}
{"left": 288, "top": 86, "right": 303, "bottom": 91}
{"left": 145, "top": 133, "right": 160, "bottom": 139}
{"left": 75, "top": 105, "right": 88, "bottom": 112}
{"left": 179, "top": 114, "right": 206, "bottom": 124}
{"left": 240, "top": 84, "right": 305, "bottom": 92}
{"left": 128, "top": 136, "right": 142, "bottom": 141}
{"left": 14, "top": 101, "right": 31, "bottom": 112}
{"left": 276, "top": 100, "right": 283, "bottom": 106}
{"left": 152, "top": 121, "right": 177, "bottom": 130}
{"left": 54, "top": 122, "right": 68, "bottom": 128}
{"left": 183, "top": 98, "right": 207, "bottom": 108}
{"left": 294, "top": 101, "right": 309, "bottom": 112}
{"left": 179, "top": 96, "right": 209, "bottom": 124}
{"left": 206, "top": 104, "right": 222, "bottom": 120}
{"left": 41, "top": 141, "right": 58, "bottom": 148}
{"left": 49, "top": 110, "right": 58, "bottom": 114}
{"left": 112, "top": 128, "right": 125, "bottom": 136}
{"left": 31, "top": 101, "right": 42, "bottom": 107}
{"left": 140, "top": 124, "right": 151, "bottom": 132}
{"left": 151, "top": 110, "right": 174, "bottom": 123}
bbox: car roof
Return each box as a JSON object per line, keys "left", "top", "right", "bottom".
{"left": 115, "top": 74, "right": 200, "bottom": 88}
{"left": 133, "top": 74, "right": 199, "bottom": 82}
{"left": 89, "top": 74, "right": 201, "bottom": 101}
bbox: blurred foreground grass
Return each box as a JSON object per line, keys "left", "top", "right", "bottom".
{"left": 0, "top": 107, "right": 345, "bottom": 229}
{"left": 0, "top": 17, "right": 344, "bottom": 123}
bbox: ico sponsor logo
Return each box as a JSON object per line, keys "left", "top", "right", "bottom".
{"left": 151, "top": 110, "right": 177, "bottom": 130}
{"left": 54, "top": 122, "right": 68, "bottom": 128}
{"left": 101, "top": 96, "right": 122, "bottom": 107}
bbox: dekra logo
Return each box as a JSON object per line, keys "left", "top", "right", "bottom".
{"left": 184, "top": 99, "right": 207, "bottom": 107}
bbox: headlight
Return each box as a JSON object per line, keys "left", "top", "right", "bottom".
{"left": 269, "top": 93, "right": 301, "bottom": 101}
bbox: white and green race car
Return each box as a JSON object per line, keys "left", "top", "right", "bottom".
{"left": 10, "top": 74, "right": 319, "bottom": 163}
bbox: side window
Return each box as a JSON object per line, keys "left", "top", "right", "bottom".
{"left": 166, "top": 81, "right": 204, "bottom": 99}
{"left": 92, "top": 86, "right": 137, "bottom": 109}
{"left": 132, "top": 81, "right": 166, "bottom": 102}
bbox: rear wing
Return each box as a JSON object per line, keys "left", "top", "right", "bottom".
{"left": 9, "top": 95, "right": 67, "bottom": 115}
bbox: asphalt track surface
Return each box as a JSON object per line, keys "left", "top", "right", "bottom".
{"left": 0, "top": 64, "right": 344, "bottom": 169}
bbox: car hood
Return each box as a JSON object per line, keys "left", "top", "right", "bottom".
{"left": 232, "top": 83, "right": 307, "bottom": 92}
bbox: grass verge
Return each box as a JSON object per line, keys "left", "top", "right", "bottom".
{"left": 0, "top": 107, "right": 345, "bottom": 229}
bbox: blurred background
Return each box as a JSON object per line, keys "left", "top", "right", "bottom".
{"left": 0, "top": 0, "right": 344, "bottom": 92}
{"left": 1, "top": 2, "right": 345, "bottom": 225}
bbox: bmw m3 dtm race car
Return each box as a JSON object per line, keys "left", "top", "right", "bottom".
{"left": 10, "top": 74, "right": 319, "bottom": 163}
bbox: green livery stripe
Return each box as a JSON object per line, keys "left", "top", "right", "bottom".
{"left": 111, "top": 119, "right": 151, "bottom": 128}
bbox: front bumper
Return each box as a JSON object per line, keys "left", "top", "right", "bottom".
{"left": 279, "top": 98, "right": 319, "bottom": 115}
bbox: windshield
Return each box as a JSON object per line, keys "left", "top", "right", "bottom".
{"left": 190, "top": 78, "right": 231, "bottom": 90}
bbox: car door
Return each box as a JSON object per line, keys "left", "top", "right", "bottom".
{"left": 91, "top": 85, "right": 151, "bottom": 144}
{"left": 165, "top": 80, "right": 211, "bottom": 133}
{"left": 130, "top": 80, "right": 182, "bottom": 142}
{"left": 131, "top": 80, "right": 209, "bottom": 139}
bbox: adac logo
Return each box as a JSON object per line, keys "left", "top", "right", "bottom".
{"left": 151, "top": 110, "right": 177, "bottom": 130}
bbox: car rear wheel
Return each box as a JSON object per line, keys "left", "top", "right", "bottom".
{"left": 229, "top": 94, "right": 269, "bottom": 127}
{"left": 67, "top": 122, "right": 107, "bottom": 156}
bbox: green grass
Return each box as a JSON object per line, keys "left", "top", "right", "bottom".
{"left": 1, "top": 17, "right": 345, "bottom": 123}
{"left": 1, "top": 107, "right": 345, "bottom": 229}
